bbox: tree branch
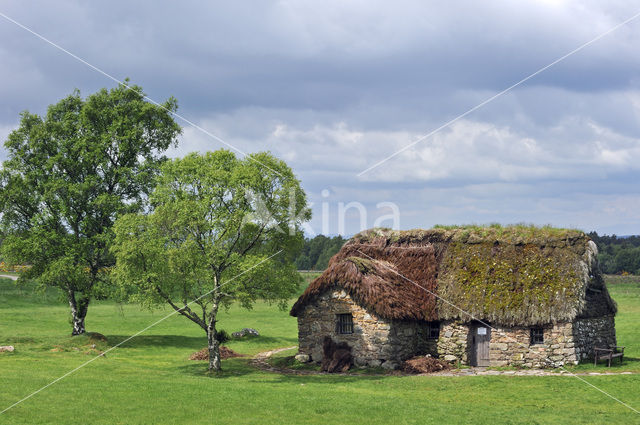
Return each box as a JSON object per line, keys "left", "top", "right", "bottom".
{"left": 155, "top": 287, "right": 207, "bottom": 329}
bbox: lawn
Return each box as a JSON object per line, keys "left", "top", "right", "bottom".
{"left": 0, "top": 275, "right": 639, "bottom": 424}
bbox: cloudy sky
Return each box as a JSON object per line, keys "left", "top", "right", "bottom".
{"left": 1, "top": 1, "right": 640, "bottom": 236}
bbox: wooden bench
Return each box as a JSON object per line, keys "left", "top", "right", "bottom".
{"left": 594, "top": 346, "right": 625, "bottom": 367}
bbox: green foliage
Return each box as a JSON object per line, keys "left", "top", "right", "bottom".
{"left": 216, "top": 329, "right": 230, "bottom": 344}
{"left": 588, "top": 232, "right": 640, "bottom": 275}
{"left": 294, "top": 234, "right": 346, "bottom": 270}
{"left": 110, "top": 150, "right": 310, "bottom": 369}
{"left": 0, "top": 81, "right": 181, "bottom": 334}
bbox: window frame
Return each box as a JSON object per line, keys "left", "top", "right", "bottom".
{"left": 530, "top": 327, "right": 544, "bottom": 345}
{"left": 336, "top": 313, "right": 354, "bottom": 334}
{"left": 428, "top": 321, "right": 440, "bottom": 340}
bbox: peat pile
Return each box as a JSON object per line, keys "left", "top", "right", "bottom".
{"left": 403, "top": 356, "right": 451, "bottom": 374}
{"left": 189, "top": 346, "right": 244, "bottom": 360}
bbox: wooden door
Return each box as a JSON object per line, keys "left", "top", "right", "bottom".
{"left": 472, "top": 323, "right": 491, "bottom": 367}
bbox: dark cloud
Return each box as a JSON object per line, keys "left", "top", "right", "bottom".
{"left": 1, "top": 0, "right": 640, "bottom": 234}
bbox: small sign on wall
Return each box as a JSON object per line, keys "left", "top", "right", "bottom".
{"left": 477, "top": 327, "right": 487, "bottom": 335}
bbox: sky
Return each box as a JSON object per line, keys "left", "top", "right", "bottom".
{"left": 1, "top": 1, "right": 640, "bottom": 236}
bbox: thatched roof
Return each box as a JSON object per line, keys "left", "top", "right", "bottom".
{"left": 290, "top": 226, "right": 617, "bottom": 326}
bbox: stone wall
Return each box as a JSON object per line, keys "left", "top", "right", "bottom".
{"left": 434, "top": 322, "right": 576, "bottom": 367}
{"left": 573, "top": 315, "right": 617, "bottom": 361}
{"left": 296, "top": 289, "right": 437, "bottom": 369}
{"left": 297, "top": 290, "right": 617, "bottom": 369}
{"left": 436, "top": 321, "right": 470, "bottom": 363}
{"left": 487, "top": 323, "right": 575, "bottom": 368}
{"left": 435, "top": 316, "right": 616, "bottom": 367}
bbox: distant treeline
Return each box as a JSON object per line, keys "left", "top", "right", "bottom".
{"left": 588, "top": 232, "right": 640, "bottom": 275}
{"left": 294, "top": 235, "right": 346, "bottom": 271}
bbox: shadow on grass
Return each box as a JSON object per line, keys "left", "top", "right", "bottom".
{"left": 248, "top": 370, "right": 388, "bottom": 385}
{"left": 105, "top": 334, "right": 296, "bottom": 350}
{"left": 106, "top": 334, "right": 206, "bottom": 350}
{"left": 177, "top": 358, "right": 256, "bottom": 378}
{"left": 178, "top": 357, "right": 388, "bottom": 384}
{"left": 226, "top": 335, "right": 298, "bottom": 348}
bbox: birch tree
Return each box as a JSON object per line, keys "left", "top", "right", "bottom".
{"left": 111, "top": 150, "right": 309, "bottom": 371}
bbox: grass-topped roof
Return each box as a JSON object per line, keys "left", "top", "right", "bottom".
{"left": 290, "top": 225, "right": 617, "bottom": 326}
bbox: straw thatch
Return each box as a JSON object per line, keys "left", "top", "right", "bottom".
{"left": 290, "top": 226, "right": 617, "bottom": 326}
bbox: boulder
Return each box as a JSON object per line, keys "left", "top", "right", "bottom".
{"left": 443, "top": 354, "right": 458, "bottom": 362}
{"left": 232, "top": 328, "right": 260, "bottom": 338}
{"left": 381, "top": 360, "right": 398, "bottom": 370}
{"left": 295, "top": 354, "right": 310, "bottom": 363}
{"left": 353, "top": 357, "right": 367, "bottom": 367}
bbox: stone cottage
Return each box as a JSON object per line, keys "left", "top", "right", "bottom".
{"left": 290, "top": 226, "right": 617, "bottom": 369}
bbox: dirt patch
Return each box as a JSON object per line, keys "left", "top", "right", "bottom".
{"left": 189, "top": 346, "right": 244, "bottom": 361}
{"left": 403, "top": 356, "right": 451, "bottom": 374}
{"left": 250, "top": 346, "right": 319, "bottom": 375}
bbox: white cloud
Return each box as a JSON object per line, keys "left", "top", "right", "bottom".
{"left": 166, "top": 105, "right": 640, "bottom": 234}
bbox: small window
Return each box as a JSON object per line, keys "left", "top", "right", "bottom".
{"left": 336, "top": 313, "right": 353, "bottom": 334}
{"left": 428, "top": 322, "right": 440, "bottom": 339}
{"left": 530, "top": 327, "right": 544, "bottom": 345}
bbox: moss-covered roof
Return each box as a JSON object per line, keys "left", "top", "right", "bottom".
{"left": 355, "top": 224, "right": 586, "bottom": 245}
{"left": 290, "top": 226, "right": 617, "bottom": 325}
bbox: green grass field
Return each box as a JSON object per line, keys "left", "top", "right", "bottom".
{"left": 0, "top": 274, "right": 639, "bottom": 424}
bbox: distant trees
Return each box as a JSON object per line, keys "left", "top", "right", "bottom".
{"left": 0, "top": 82, "right": 181, "bottom": 334}
{"left": 588, "top": 232, "right": 640, "bottom": 275}
{"left": 294, "top": 235, "right": 346, "bottom": 270}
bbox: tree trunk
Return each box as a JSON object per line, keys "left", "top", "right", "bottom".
{"left": 72, "top": 315, "right": 85, "bottom": 335}
{"left": 207, "top": 324, "right": 221, "bottom": 372}
{"left": 206, "top": 298, "right": 221, "bottom": 372}
{"left": 68, "top": 290, "right": 90, "bottom": 336}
